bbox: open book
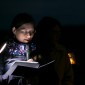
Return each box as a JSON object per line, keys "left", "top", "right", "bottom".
{"left": 3, "top": 60, "right": 55, "bottom": 79}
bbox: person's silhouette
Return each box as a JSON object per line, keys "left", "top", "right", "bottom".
{"left": 36, "top": 16, "right": 74, "bottom": 85}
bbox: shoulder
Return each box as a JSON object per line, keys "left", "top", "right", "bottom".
{"left": 50, "top": 43, "right": 69, "bottom": 61}
{"left": 54, "top": 43, "right": 67, "bottom": 53}
{"left": 0, "top": 39, "right": 14, "bottom": 54}
{"left": 0, "top": 42, "right": 7, "bottom": 54}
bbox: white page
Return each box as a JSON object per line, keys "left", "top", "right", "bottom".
{"left": 3, "top": 61, "right": 39, "bottom": 79}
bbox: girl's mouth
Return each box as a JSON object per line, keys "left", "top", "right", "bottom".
{"left": 24, "top": 39, "right": 30, "bottom": 41}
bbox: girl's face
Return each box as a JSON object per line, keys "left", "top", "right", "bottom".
{"left": 12, "top": 23, "right": 35, "bottom": 43}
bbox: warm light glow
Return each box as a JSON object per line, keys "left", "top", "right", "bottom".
{"left": 68, "top": 53, "right": 76, "bottom": 64}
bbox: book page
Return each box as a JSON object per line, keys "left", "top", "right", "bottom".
{"left": 3, "top": 61, "right": 39, "bottom": 79}
{"left": 14, "top": 60, "right": 39, "bottom": 68}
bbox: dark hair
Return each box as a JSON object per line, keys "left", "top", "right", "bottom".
{"left": 36, "top": 16, "right": 61, "bottom": 31}
{"left": 10, "top": 13, "right": 35, "bottom": 29}
{"left": 36, "top": 16, "right": 61, "bottom": 42}
{"left": 35, "top": 16, "right": 62, "bottom": 53}
{"left": 7, "top": 13, "right": 35, "bottom": 40}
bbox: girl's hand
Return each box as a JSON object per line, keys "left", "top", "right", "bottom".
{"left": 27, "top": 59, "right": 33, "bottom": 62}
{"left": 33, "top": 55, "right": 42, "bottom": 61}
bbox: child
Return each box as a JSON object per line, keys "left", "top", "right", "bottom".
{"left": 36, "top": 16, "right": 74, "bottom": 85}
{"left": 0, "top": 13, "right": 38, "bottom": 85}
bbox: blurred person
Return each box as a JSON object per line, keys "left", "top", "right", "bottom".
{"left": 36, "top": 16, "right": 74, "bottom": 85}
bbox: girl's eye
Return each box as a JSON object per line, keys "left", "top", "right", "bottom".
{"left": 23, "top": 31, "right": 27, "bottom": 34}
{"left": 20, "top": 30, "right": 35, "bottom": 35}
{"left": 20, "top": 31, "right": 27, "bottom": 34}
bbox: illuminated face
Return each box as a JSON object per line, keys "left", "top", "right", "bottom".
{"left": 50, "top": 25, "right": 61, "bottom": 43}
{"left": 12, "top": 23, "right": 35, "bottom": 43}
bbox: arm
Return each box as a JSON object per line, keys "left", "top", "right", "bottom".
{"left": 52, "top": 44, "right": 74, "bottom": 85}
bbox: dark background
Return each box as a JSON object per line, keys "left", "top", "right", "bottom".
{"left": 0, "top": 0, "right": 85, "bottom": 84}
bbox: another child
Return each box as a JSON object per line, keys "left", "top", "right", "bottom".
{"left": 36, "top": 16, "right": 74, "bottom": 85}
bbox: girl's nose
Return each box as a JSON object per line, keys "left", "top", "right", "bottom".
{"left": 26, "top": 34, "right": 31, "bottom": 38}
